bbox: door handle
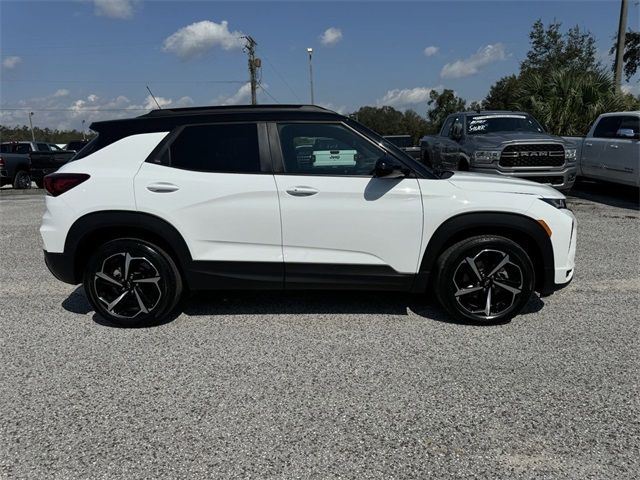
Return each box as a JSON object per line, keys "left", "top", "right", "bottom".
{"left": 286, "top": 186, "right": 318, "bottom": 197}
{"left": 146, "top": 182, "right": 180, "bottom": 193}
{"left": 609, "top": 144, "right": 619, "bottom": 149}
{"left": 585, "top": 143, "right": 593, "bottom": 147}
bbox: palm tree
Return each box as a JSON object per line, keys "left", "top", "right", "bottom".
{"left": 514, "top": 69, "right": 627, "bottom": 136}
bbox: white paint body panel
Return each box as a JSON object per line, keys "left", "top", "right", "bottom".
{"left": 274, "top": 175, "right": 423, "bottom": 273}
{"left": 134, "top": 163, "right": 282, "bottom": 262}
{"left": 40, "top": 132, "right": 169, "bottom": 253}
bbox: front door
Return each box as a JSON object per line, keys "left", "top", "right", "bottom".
{"left": 271, "top": 122, "right": 423, "bottom": 290}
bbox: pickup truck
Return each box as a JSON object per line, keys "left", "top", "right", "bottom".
{"left": 0, "top": 142, "right": 75, "bottom": 188}
{"left": 563, "top": 111, "right": 639, "bottom": 187}
{"left": 383, "top": 135, "right": 421, "bottom": 160}
{"left": 420, "top": 111, "right": 578, "bottom": 191}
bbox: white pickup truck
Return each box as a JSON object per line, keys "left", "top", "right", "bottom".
{"left": 564, "top": 111, "right": 639, "bottom": 187}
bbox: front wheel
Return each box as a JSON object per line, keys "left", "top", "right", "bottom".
{"left": 84, "top": 239, "right": 183, "bottom": 327}
{"left": 434, "top": 236, "right": 535, "bottom": 324}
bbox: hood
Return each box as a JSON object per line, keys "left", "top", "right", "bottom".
{"left": 468, "top": 132, "right": 572, "bottom": 148}
{"left": 447, "top": 171, "right": 564, "bottom": 198}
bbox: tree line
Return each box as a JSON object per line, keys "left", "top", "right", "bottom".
{"left": 0, "top": 125, "right": 95, "bottom": 144}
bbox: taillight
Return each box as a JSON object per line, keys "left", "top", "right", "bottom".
{"left": 43, "top": 173, "right": 90, "bottom": 197}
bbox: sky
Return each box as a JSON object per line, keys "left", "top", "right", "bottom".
{"left": 1, "top": 0, "right": 638, "bottom": 130}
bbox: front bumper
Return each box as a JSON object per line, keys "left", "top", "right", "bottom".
{"left": 472, "top": 165, "right": 577, "bottom": 191}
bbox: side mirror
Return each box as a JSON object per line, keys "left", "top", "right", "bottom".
{"left": 451, "top": 123, "right": 463, "bottom": 140}
{"left": 616, "top": 128, "right": 638, "bottom": 139}
{"left": 374, "top": 158, "right": 406, "bottom": 178}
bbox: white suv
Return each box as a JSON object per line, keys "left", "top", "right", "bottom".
{"left": 40, "top": 105, "right": 576, "bottom": 326}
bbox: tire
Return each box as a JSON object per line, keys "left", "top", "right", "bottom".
{"left": 457, "top": 161, "right": 469, "bottom": 172}
{"left": 434, "top": 235, "right": 535, "bottom": 324}
{"left": 83, "top": 238, "right": 183, "bottom": 327}
{"left": 422, "top": 151, "right": 433, "bottom": 169}
{"left": 34, "top": 179, "right": 44, "bottom": 189}
{"left": 13, "top": 171, "right": 32, "bottom": 189}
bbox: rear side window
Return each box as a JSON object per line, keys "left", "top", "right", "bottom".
{"left": 168, "top": 124, "right": 260, "bottom": 173}
{"left": 617, "top": 116, "right": 639, "bottom": 137}
{"left": 440, "top": 117, "right": 454, "bottom": 137}
{"left": 37, "top": 143, "right": 50, "bottom": 151}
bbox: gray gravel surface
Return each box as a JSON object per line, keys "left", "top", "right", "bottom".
{"left": 1, "top": 184, "right": 639, "bottom": 479}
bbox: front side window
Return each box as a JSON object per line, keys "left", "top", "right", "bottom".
{"left": 169, "top": 123, "right": 260, "bottom": 173}
{"left": 277, "top": 123, "right": 385, "bottom": 176}
{"left": 37, "top": 143, "right": 50, "bottom": 152}
{"left": 593, "top": 116, "right": 622, "bottom": 138}
{"left": 617, "top": 116, "right": 639, "bottom": 137}
{"left": 440, "top": 117, "right": 455, "bottom": 137}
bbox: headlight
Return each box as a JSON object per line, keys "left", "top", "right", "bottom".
{"left": 565, "top": 148, "right": 577, "bottom": 161}
{"left": 541, "top": 198, "right": 567, "bottom": 209}
{"left": 473, "top": 150, "right": 500, "bottom": 163}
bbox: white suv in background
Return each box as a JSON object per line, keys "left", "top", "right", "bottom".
{"left": 41, "top": 105, "right": 577, "bottom": 327}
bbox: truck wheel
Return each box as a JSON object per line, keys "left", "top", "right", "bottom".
{"left": 458, "top": 161, "right": 469, "bottom": 171}
{"left": 35, "top": 179, "right": 44, "bottom": 189}
{"left": 434, "top": 235, "right": 535, "bottom": 324}
{"left": 422, "top": 151, "right": 433, "bottom": 168}
{"left": 13, "top": 171, "right": 32, "bottom": 189}
{"left": 83, "top": 238, "right": 183, "bottom": 327}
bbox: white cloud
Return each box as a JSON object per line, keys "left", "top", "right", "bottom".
{"left": 423, "top": 46, "right": 439, "bottom": 57}
{"left": 440, "top": 43, "right": 507, "bottom": 79}
{"left": 0, "top": 91, "right": 194, "bottom": 131}
{"left": 93, "top": 0, "right": 135, "bottom": 19}
{"left": 53, "top": 89, "right": 70, "bottom": 97}
{"left": 377, "top": 86, "right": 440, "bottom": 108}
{"left": 216, "top": 83, "right": 252, "bottom": 106}
{"left": 621, "top": 83, "right": 640, "bottom": 96}
{"left": 2, "top": 56, "right": 22, "bottom": 69}
{"left": 163, "top": 20, "right": 244, "bottom": 59}
{"left": 320, "top": 27, "right": 342, "bottom": 46}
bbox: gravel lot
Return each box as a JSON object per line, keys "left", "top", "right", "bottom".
{"left": 1, "top": 182, "right": 638, "bottom": 479}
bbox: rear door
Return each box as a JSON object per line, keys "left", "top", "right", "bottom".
{"left": 271, "top": 122, "right": 423, "bottom": 289}
{"left": 134, "top": 122, "right": 283, "bottom": 287}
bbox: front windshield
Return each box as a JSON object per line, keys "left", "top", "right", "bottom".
{"left": 467, "top": 114, "right": 544, "bottom": 135}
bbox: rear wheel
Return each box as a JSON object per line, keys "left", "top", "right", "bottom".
{"left": 13, "top": 171, "right": 31, "bottom": 189}
{"left": 34, "top": 179, "right": 44, "bottom": 189}
{"left": 83, "top": 239, "right": 183, "bottom": 327}
{"left": 422, "top": 151, "right": 433, "bottom": 168}
{"left": 435, "top": 235, "right": 534, "bottom": 324}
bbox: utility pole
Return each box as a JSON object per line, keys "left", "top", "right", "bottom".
{"left": 243, "top": 36, "right": 259, "bottom": 105}
{"left": 82, "top": 120, "right": 86, "bottom": 140}
{"left": 307, "top": 47, "right": 315, "bottom": 104}
{"left": 28, "top": 112, "right": 35, "bottom": 142}
{"left": 613, "top": 0, "right": 629, "bottom": 93}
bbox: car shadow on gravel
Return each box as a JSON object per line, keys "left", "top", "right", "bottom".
{"left": 61, "top": 286, "right": 544, "bottom": 328}
{"left": 568, "top": 179, "right": 639, "bottom": 211}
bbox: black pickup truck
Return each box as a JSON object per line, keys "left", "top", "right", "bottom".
{"left": 420, "top": 111, "right": 578, "bottom": 191}
{"left": 0, "top": 142, "right": 75, "bottom": 188}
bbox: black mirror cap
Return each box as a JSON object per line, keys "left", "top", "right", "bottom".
{"left": 374, "top": 158, "right": 406, "bottom": 178}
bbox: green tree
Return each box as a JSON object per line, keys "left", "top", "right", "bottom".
{"left": 514, "top": 69, "right": 629, "bottom": 135}
{"left": 611, "top": 30, "right": 640, "bottom": 82}
{"left": 522, "top": 20, "right": 598, "bottom": 74}
{"left": 350, "top": 106, "right": 404, "bottom": 135}
{"left": 400, "top": 109, "right": 429, "bottom": 143}
{"left": 0, "top": 125, "right": 94, "bottom": 143}
{"left": 483, "top": 75, "right": 520, "bottom": 110}
{"left": 426, "top": 89, "right": 466, "bottom": 132}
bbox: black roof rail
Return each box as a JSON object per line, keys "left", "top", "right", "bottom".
{"left": 139, "top": 104, "right": 334, "bottom": 118}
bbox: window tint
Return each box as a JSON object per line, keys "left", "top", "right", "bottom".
{"left": 277, "top": 123, "right": 384, "bottom": 176}
{"left": 440, "top": 117, "right": 454, "bottom": 137}
{"left": 169, "top": 123, "right": 260, "bottom": 173}
{"left": 593, "top": 116, "right": 622, "bottom": 138}
{"left": 37, "top": 143, "right": 50, "bottom": 152}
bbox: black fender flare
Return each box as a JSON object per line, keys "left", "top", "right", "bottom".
{"left": 414, "top": 211, "right": 555, "bottom": 295}
{"left": 63, "top": 210, "right": 193, "bottom": 284}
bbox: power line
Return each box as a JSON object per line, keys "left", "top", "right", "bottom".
{"left": 0, "top": 108, "right": 150, "bottom": 112}
{"left": 1, "top": 79, "right": 247, "bottom": 84}
{"left": 258, "top": 83, "right": 280, "bottom": 104}
{"left": 261, "top": 54, "right": 302, "bottom": 102}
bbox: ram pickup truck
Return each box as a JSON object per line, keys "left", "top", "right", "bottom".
{"left": 0, "top": 142, "right": 75, "bottom": 188}
{"left": 563, "top": 111, "right": 639, "bottom": 187}
{"left": 420, "top": 111, "right": 578, "bottom": 191}
{"left": 383, "top": 135, "right": 421, "bottom": 160}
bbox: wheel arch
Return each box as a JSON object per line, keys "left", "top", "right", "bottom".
{"left": 415, "top": 211, "right": 555, "bottom": 295}
{"left": 64, "top": 210, "right": 192, "bottom": 286}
